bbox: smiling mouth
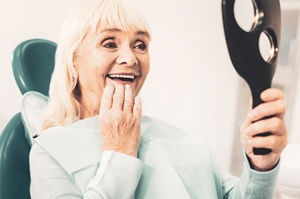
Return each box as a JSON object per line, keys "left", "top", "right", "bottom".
{"left": 106, "top": 74, "right": 136, "bottom": 82}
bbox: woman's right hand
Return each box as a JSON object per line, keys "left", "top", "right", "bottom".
{"left": 99, "top": 84, "right": 142, "bottom": 157}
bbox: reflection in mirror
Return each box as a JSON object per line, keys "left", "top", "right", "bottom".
{"left": 259, "top": 31, "right": 276, "bottom": 63}
{"left": 234, "top": 0, "right": 258, "bottom": 32}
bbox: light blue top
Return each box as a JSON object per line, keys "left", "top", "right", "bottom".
{"left": 29, "top": 115, "right": 279, "bottom": 199}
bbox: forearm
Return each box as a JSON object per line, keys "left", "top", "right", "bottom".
{"left": 84, "top": 151, "right": 143, "bottom": 198}
{"left": 30, "top": 144, "right": 143, "bottom": 199}
{"left": 223, "top": 153, "right": 279, "bottom": 199}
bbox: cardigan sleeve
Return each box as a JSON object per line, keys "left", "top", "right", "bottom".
{"left": 29, "top": 143, "right": 143, "bottom": 199}
{"left": 222, "top": 153, "right": 280, "bottom": 199}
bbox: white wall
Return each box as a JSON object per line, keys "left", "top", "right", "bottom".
{"left": 289, "top": 82, "right": 300, "bottom": 144}
{"left": 0, "top": 0, "right": 81, "bottom": 130}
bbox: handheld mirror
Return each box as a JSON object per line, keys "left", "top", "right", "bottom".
{"left": 222, "top": 0, "right": 281, "bottom": 155}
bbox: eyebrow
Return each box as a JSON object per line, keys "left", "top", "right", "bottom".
{"left": 136, "top": 30, "right": 150, "bottom": 38}
{"left": 100, "top": 28, "right": 150, "bottom": 38}
{"left": 100, "top": 28, "right": 122, "bottom": 33}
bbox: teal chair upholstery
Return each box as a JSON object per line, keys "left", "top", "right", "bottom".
{"left": 13, "top": 39, "right": 56, "bottom": 96}
{"left": 0, "top": 39, "right": 56, "bottom": 199}
{"left": 0, "top": 113, "right": 31, "bottom": 199}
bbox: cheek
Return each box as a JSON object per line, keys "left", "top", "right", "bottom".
{"left": 141, "top": 56, "right": 150, "bottom": 75}
{"left": 78, "top": 56, "right": 103, "bottom": 79}
{"left": 80, "top": 70, "right": 95, "bottom": 81}
{"left": 135, "top": 58, "right": 150, "bottom": 95}
{"left": 77, "top": 63, "right": 102, "bottom": 90}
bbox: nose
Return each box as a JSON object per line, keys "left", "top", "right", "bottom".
{"left": 116, "top": 46, "right": 138, "bottom": 66}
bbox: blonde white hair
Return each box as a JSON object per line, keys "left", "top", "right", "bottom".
{"left": 42, "top": 0, "right": 150, "bottom": 130}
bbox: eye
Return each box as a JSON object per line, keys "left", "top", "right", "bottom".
{"left": 133, "top": 41, "right": 147, "bottom": 52}
{"left": 101, "top": 38, "right": 117, "bottom": 49}
{"left": 104, "top": 42, "right": 117, "bottom": 49}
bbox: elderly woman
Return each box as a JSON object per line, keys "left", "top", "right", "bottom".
{"left": 29, "top": 0, "right": 287, "bottom": 198}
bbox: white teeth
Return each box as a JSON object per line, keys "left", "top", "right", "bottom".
{"left": 108, "top": 74, "right": 135, "bottom": 79}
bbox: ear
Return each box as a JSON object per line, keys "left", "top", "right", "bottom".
{"left": 73, "top": 50, "right": 79, "bottom": 69}
{"left": 70, "top": 50, "right": 79, "bottom": 92}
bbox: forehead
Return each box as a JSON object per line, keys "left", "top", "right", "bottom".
{"left": 90, "top": 7, "right": 151, "bottom": 40}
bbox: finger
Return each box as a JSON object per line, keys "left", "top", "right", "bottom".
{"left": 100, "top": 84, "right": 115, "bottom": 112}
{"left": 123, "top": 84, "right": 134, "bottom": 112}
{"left": 133, "top": 96, "right": 142, "bottom": 117}
{"left": 261, "top": 88, "right": 284, "bottom": 102}
{"left": 243, "top": 117, "right": 286, "bottom": 137}
{"left": 243, "top": 142, "right": 254, "bottom": 156}
{"left": 248, "top": 99, "right": 286, "bottom": 121}
{"left": 248, "top": 96, "right": 253, "bottom": 113}
{"left": 247, "top": 135, "right": 286, "bottom": 154}
{"left": 112, "top": 84, "right": 125, "bottom": 110}
{"left": 240, "top": 97, "right": 253, "bottom": 132}
{"left": 240, "top": 117, "right": 251, "bottom": 134}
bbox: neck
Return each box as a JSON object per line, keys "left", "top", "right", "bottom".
{"left": 79, "top": 96, "right": 100, "bottom": 119}
{"left": 80, "top": 108, "right": 99, "bottom": 119}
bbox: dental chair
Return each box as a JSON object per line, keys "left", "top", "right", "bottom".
{"left": 0, "top": 39, "right": 56, "bottom": 199}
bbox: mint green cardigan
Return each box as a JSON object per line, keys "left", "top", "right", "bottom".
{"left": 29, "top": 116, "right": 279, "bottom": 198}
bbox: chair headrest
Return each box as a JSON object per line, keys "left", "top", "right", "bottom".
{"left": 12, "top": 39, "right": 57, "bottom": 96}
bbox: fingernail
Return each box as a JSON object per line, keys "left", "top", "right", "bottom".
{"left": 243, "top": 127, "right": 251, "bottom": 135}
{"left": 106, "top": 84, "right": 114, "bottom": 88}
{"left": 248, "top": 111, "right": 257, "bottom": 120}
{"left": 262, "top": 90, "right": 270, "bottom": 99}
{"left": 247, "top": 139, "right": 254, "bottom": 145}
{"left": 125, "top": 84, "right": 131, "bottom": 88}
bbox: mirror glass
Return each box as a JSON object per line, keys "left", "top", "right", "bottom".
{"left": 259, "top": 31, "right": 276, "bottom": 63}
{"left": 234, "top": 0, "right": 257, "bottom": 32}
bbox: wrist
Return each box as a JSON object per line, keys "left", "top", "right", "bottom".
{"left": 103, "top": 147, "right": 138, "bottom": 157}
{"left": 246, "top": 154, "right": 280, "bottom": 172}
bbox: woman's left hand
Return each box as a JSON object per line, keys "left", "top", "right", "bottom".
{"left": 240, "top": 88, "right": 287, "bottom": 171}
{"left": 99, "top": 84, "right": 142, "bottom": 157}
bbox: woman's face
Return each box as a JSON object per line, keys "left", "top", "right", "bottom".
{"left": 74, "top": 28, "right": 150, "bottom": 113}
